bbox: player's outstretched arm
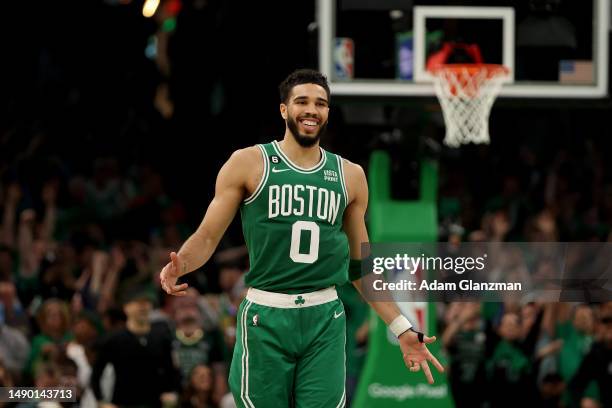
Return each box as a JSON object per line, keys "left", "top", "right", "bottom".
{"left": 342, "top": 159, "right": 444, "bottom": 384}
{"left": 160, "top": 147, "right": 259, "bottom": 296}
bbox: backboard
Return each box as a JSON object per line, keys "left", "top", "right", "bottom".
{"left": 317, "top": 0, "right": 609, "bottom": 98}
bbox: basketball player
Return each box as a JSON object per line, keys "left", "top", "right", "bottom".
{"left": 160, "top": 69, "right": 444, "bottom": 407}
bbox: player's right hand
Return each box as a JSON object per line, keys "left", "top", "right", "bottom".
{"left": 160, "top": 251, "right": 189, "bottom": 296}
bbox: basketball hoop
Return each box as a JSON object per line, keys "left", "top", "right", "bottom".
{"left": 430, "top": 63, "right": 509, "bottom": 148}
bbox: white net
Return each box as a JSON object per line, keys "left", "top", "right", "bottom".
{"left": 431, "top": 65, "right": 508, "bottom": 148}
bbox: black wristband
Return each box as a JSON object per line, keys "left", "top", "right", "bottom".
{"left": 348, "top": 259, "right": 362, "bottom": 281}
{"left": 409, "top": 327, "right": 424, "bottom": 343}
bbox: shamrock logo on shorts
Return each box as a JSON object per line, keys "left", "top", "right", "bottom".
{"left": 295, "top": 295, "right": 305, "bottom": 306}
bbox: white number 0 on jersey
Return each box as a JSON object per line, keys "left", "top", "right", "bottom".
{"left": 290, "top": 221, "right": 320, "bottom": 264}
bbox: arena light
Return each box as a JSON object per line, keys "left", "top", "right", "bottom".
{"left": 142, "top": 0, "right": 160, "bottom": 18}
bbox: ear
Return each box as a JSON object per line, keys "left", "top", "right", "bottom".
{"left": 280, "top": 103, "right": 287, "bottom": 120}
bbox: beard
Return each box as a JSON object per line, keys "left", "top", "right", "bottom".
{"left": 286, "top": 115, "right": 328, "bottom": 147}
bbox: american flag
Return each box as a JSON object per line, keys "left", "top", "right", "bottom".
{"left": 559, "top": 60, "right": 594, "bottom": 84}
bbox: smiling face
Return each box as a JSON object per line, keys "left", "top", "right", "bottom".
{"left": 280, "top": 83, "right": 330, "bottom": 147}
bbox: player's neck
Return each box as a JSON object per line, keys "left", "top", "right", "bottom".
{"left": 279, "top": 134, "right": 321, "bottom": 168}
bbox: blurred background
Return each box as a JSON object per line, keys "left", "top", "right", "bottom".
{"left": 1, "top": 0, "right": 611, "bottom": 407}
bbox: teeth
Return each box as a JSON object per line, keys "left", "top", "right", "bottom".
{"left": 303, "top": 120, "right": 317, "bottom": 126}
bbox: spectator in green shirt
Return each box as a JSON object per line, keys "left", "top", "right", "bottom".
{"left": 25, "top": 298, "right": 72, "bottom": 378}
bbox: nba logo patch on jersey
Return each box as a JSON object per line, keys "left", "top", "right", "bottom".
{"left": 252, "top": 314, "right": 259, "bottom": 326}
{"left": 270, "top": 155, "right": 279, "bottom": 164}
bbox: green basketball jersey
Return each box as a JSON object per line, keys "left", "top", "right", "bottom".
{"left": 240, "top": 140, "right": 350, "bottom": 293}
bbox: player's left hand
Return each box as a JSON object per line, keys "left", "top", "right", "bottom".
{"left": 398, "top": 329, "right": 444, "bottom": 384}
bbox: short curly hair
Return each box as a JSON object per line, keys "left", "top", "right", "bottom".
{"left": 279, "top": 69, "right": 330, "bottom": 104}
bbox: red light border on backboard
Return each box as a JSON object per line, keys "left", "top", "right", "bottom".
{"left": 412, "top": 6, "right": 515, "bottom": 84}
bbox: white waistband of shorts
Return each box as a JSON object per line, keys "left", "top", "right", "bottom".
{"left": 246, "top": 286, "right": 338, "bottom": 308}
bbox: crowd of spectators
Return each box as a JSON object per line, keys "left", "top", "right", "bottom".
{"left": 435, "top": 135, "right": 612, "bottom": 408}
{"left": 0, "top": 163, "right": 246, "bottom": 407}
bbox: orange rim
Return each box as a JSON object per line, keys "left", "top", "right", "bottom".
{"left": 429, "top": 64, "right": 509, "bottom": 78}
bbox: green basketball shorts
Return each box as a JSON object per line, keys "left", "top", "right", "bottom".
{"left": 229, "top": 286, "right": 347, "bottom": 408}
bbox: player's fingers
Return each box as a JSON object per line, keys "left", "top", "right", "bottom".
{"left": 170, "top": 251, "right": 180, "bottom": 268}
{"left": 427, "top": 350, "right": 445, "bottom": 373}
{"left": 402, "top": 354, "right": 409, "bottom": 368}
{"left": 161, "top": 280, "right": 171, "bottom": 295}
{"left": 423, "top": 335, "right": 437, "bottom": 344}
{"left": 160, "top": 270, "right": 169, "bottom": 289}
{"left": 166, "top": 286, "right": 188, "bottom": 296}
{"left": 421, "top": 360, "right": 434, "bottom": 384}
{"left": 170, "top": 283, "right": 188, "bottom": 293}
{"left": 403, "top": 354, "right": 420, "bottom": 372}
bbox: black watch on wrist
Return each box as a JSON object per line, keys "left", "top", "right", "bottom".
{"left": 409, "top": 327, "right": 424, "bottom": 343}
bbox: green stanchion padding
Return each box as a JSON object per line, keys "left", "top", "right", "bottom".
{"left": 368, "top": 151, "right": 438, "bottom": 242}
{"left": 351, "top": 151, "right": 454, "bottom": 408}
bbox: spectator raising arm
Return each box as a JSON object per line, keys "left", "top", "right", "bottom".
{"left": 1, "top": 183, "right": 21, "bottom": 249}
